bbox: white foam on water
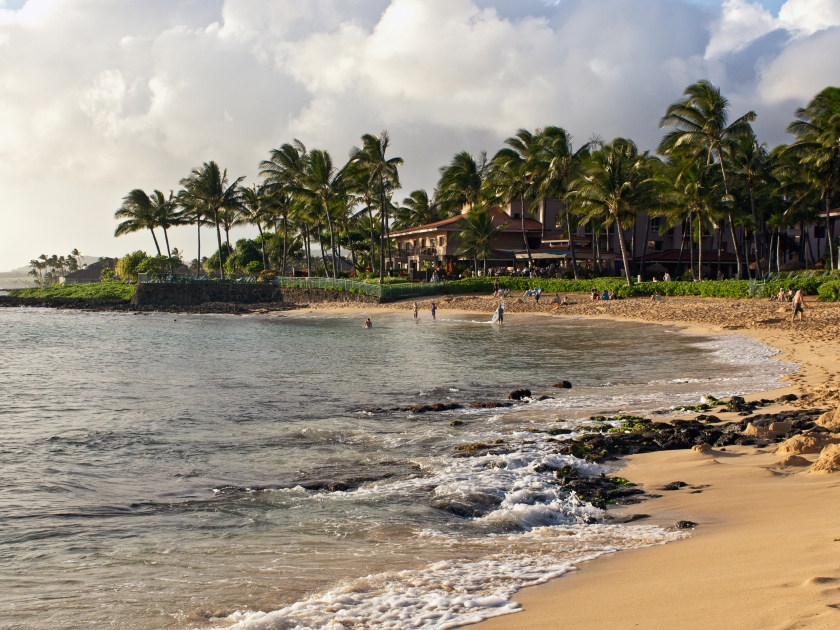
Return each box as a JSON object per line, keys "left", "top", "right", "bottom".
{"left": 211, "top": 524, "right": 680, "bottom": 630}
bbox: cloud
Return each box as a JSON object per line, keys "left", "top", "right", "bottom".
{"left": 0, "top": 0, "right": 838, "bottom": 269}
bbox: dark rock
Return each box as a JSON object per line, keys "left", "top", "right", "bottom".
{"left": 552, "top": 381, "right": 573, "bottom": 389}
{"left": 507, "top": 389, "right": 532, "bottom": 401}
{"left": 536, "top": 395, "right": 552, "bottom": 401}
{"left": 776, "top": 394, "right": 798, "bottom": 403}
{"left": 450, "top": 420, "right": 464, "bottom": 427}
{"left": 696, "top": 414, "right": 721, "bottom": 423}
{"left": 624, "top": 514, "right": 651, "bottom": 522}
{"left": 675, "top": 520, "right": 698, "bottom": 529}
{"left": 660, "top": 481, "right": 688, "bottom": 491}
{"left": 407, "top": 403, "right": 463, "bottom": 413}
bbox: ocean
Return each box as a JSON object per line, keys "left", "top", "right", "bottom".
{"left": 0, "top": 307, "right": 794, "bottom": 629}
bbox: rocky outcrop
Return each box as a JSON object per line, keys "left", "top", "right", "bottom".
{"left": 132, "top": 282, "right": 281, "bottom": 306}
{"left": 811, "top": 444, "right": 840, "bottom": 473}
{"left": 776, "top": 433, "right": 840, "bottom": 455}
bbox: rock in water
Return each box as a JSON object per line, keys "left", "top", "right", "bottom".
{"left": 507, "top": 389, "right": 531, "bottom": 401}
{"left": 811, "top": 444, "right": 840, "bottom": 474}
{"left": 777, "top": 455, "right": 811, "bottom": 467}
{"left": 675, "top": 520, "right": 697, "bottom": 529}
{"left": 552, "top": 381, "right": 573, "bottom": 389}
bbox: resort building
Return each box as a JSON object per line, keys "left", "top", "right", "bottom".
{"left": 388, "top": 200, "right": 839, "bottom": 279}
{"left": 60, "top": 258, "right": 116, "bottom": 284}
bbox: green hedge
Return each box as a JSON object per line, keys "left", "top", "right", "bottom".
{"left": 8, "top": 283, "right": 135, "bottom": 300}
{"left": 433, "top": 276, "right": 837, "bottom": 299}
{"left": 818, "top": 281, "right": 840, "bottom": 302}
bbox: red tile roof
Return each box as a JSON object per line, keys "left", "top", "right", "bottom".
{"left": 390, "top": 208, "right": 542, "bottom": 236}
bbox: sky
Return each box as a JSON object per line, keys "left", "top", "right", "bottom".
{"left": 0, "top": 0, "right": 839, "bottom": 269}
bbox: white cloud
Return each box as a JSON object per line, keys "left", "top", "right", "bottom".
{"left": 0, "top": 0, "right": 838, "bottom": 269}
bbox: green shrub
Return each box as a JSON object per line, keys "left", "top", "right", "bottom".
{"left": 8, "top": 283, "right": 135, "bottom": 301}
{"left": 818, "top": 280, "right": 840, "bottom": 302}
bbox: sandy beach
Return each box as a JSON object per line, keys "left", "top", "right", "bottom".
{"left": 296, "top": 294, "right": 840, "bottom": 629}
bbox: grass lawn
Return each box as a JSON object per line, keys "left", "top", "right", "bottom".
{"left": 8, "top": 283, "right": 135, "bottom": 301}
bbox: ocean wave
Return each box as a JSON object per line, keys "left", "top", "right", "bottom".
{"left": 210, "top": 524, "right": 680, "bottom": 630}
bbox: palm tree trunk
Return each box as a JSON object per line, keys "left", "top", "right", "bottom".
{"left": 148, "top": 228, "right": 162, "bottom": 256}
{"left": 281, "top": 216, "right": 288, "bottom": 275}
{"left": 196, "top": 215, "right": 202, "bottom": 277}
{"left": 344, "top": 218, "right": 358, "bottom": 277}
{"left": 213, "top": 210, "right": 225, "bottom": 278}
{"left": 716, "top": 224, "right": 723, "bottom": 278}
{"left": 322, "top": 197, "right": 338, "bottom": 280}
{"left": 366, "top": 202, "right": 377, "bottom": 274}
{"left": 378, "top": 175, "right": 387, "bottom": 283}
{"left": 520, "top": 195, "right": 533, "bottom": 267}
{"left": 677, "top": 219, "right": 687, "bottom": 277}
{"left": 613, "top": 210, "right": 633, "bottom": 286}
{"left": 304, "top": 225, "right": 312, "bottom": 277}
{"left": 257, "top": 223, "right": 267, "bottom": 270}
{"left": 640, "top": 215, "right": 650, "bottom": 277}
{"left": 698, "top": 211, "right": 703, "bottom": 281}
{"left": 776, "top": 228, "right": 781, "bottom": 272}
{"left": 630, "top": 216, "right": 637, "bottom": 277}
{"left": 162, "top": 227, "right": 173, "bottom": 272}
{"left": 565, "top": 204, "right": 579, "bottom": 279}
{"left": 317, "top": 223, "right": 328, "bottom": 277}
{"left": 826, "top": 197, "right": 835, "bottom": 270}
{"left": 689, "top": 213, "right": 695, "bottom": 281}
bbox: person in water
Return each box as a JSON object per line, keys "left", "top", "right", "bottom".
{"left": 413, "top": 302, "right": 419, "bottom": 319}
{"left": 363, "top": 318, "right": 372, "bottom": 328}
{"left": 431, "top": 302, "right": 437, "bottom": 320}
{"left": 497, "top": 302, "right": 505, "bottom": 324}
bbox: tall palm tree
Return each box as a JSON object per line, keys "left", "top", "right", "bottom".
{"left": 180, "top": 161, "right": 244, "bottom": 278}
{"left": 487, "top": 130, "right": 540, "bottom": 267}
{"left": 114, "top": 189, "right": 163, "bottom": 255}
{"left": 533, "top": 126, "right": 591, "bottom": 278}
{"left": 296, "top": 149, "right": 344, "bottom": 279}
{"left": 151, "top": 190, "right": 184, "bottom": 260}
{"left": 730, "top": 131, "right": 772, "bottom": 274}
{"left": 456, "top": 206, "right": 507, "bottom": 274}
{"left": 240, "top": 185, "right": 276, "bottom": 270}
{"left": 569, "top": 138, "right": 657, "bottom": 285}
{"left": 784, "top": 87, "right": 840, "bottom": 270}
{"left": 659, "top": 80, "right": 756, "bottom": 278}
{"left": 349, "top": 131, "right": 403, "bottom": 283}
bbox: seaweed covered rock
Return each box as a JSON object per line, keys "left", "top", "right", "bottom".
{"left": 507, "top": 389, "right": 532, "bottom": 401}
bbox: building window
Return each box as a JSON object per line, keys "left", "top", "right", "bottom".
{"left": 650, "top": 217, "right": 662, "bottom": 231}
{"left": 439, "top": 236, "right": 445, "bottom": 246}
{"left": 648, "top": 240, "right": 663, "bottom": 252}
{"left": 513, "top": 212, "right": 520, "bottom": 219}
{"left": 555, "top": 214, "right": 563, "bottom": 228}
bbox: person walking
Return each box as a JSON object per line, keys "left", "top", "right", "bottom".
{"left": 791, "top": 289, "right": 805, "bottom": 322}
{"left": 431, "top": 302, "right": 437, "bottom": 320}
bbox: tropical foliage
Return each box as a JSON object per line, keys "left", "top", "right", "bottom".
{"left": 94, "top": 80, "right": 839, "bottom": 291}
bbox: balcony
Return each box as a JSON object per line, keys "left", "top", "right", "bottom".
{"left": 392, "top": 246, "right": 451, "bottom": 259}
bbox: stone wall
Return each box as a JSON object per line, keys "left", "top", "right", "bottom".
{"left": 132, "top": 283, "right": 280, "bottom": 306}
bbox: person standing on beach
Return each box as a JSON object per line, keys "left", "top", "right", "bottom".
{"left": 791, "top": 289, "right": 805, "bottom": 322}
{"left": 413, "top": 302, "right": 419, "bottom": 319}
{"left": 431, "top": 302, "right": 437, "bottom": 320}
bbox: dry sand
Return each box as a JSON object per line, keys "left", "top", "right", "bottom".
{"left": 293, "top": 294, "right": 840, "bottom": 629}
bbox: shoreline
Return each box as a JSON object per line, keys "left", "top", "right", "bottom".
{"left": 289, "top": 296, "right": 840, "bottom": 629}
{"left": 4, "top": 295, "right": 839, "bottom": 628}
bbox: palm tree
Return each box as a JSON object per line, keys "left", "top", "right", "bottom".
{"left": 456, "top": 206, "right": 507, "bottom": 274}
{"left": 180, "top": 162, "right": 244, "bottom": 278}
{"left": 487, "top": 130, "right": 541, "bottom": 267}
{"left": 349, "top": 131, "right": 403, "bottom": 283}
{"left": 176, "top": 191, "right": 210, "bottom": 278}
{"left": 297, "top": 149, "right": 344, "bottom": 279}
{"left": 240, "top": 185, "right": 276, "bottom": 270}
{"left": 532, "top": 126, "right": 591, "bottom": 278}
{"left": 393, "top": 189, "right": 444, "bottom": 229}
{"left": 437, "top": 151, "right": 489, "bottom": 215}
{"left": 151, "top": 190, "right": 184, "bottom": 261}
{"left": 114, "top": 189, "right": 163, "bottom": 255}
{"left": 784, "top": 87, "right": 840, "bottom": 270}
{"left": 569, "top": 138, "right": 657, "bottom": 285}
{"left": 730, "top": 131, "right": 772, "bottom": 275}
{"left": 659, "top": 80, "right": 756, "bottom": 278}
